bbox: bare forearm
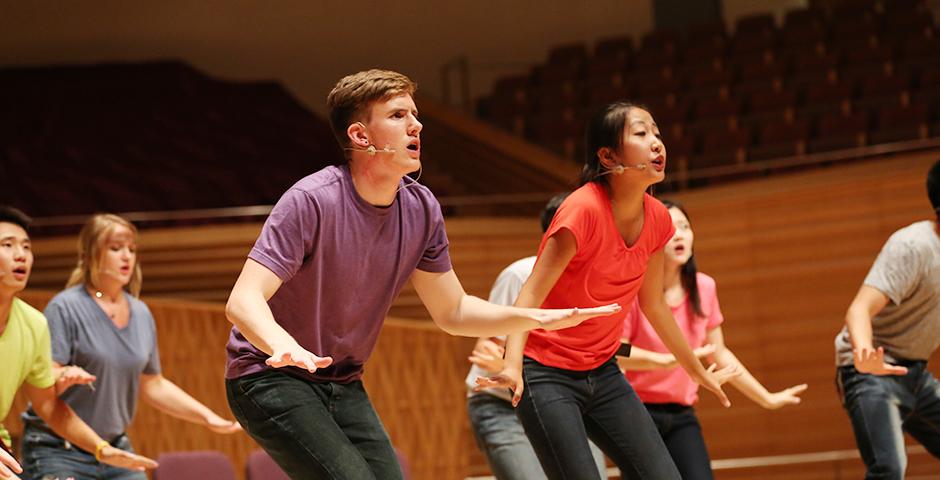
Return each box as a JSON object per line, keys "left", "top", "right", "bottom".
{"left": 437, "top": 295, "right": 539, "bottom": 337}
{"left": 717, "top": 348, "right": 772, "bottom": 408}
{"left": 845, "top": 306, "right": 875, "bottom": 351}
{"left": 33, "top": 398, "right": 105, "bottom": 453}
{"left": 142, "top": 377, "right": 217, "bottom": 427}
{"left": 645, "top": 306, "right": 706, "bottom": 379}
{"left": 617, "top": 346, "right": 676, "bottom": 370}
{"left": 225, "top": 290, "right": 296, "bottom": 354}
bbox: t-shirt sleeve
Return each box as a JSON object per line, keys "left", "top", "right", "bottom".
{"left": 650, "top": 199, "right": 676, "bottom": 253}
{"left": 142, "top": 305, "right": 162, "bottom": 375}
{"left": 543, "top": 195, "right": 596, "bottom": 254}
{"left": 249, "top": 188, "right": 320, "bottom": 282}
{"left": 488, "top": 266, "right": 527, "bottom": 306}
{"left": 44, "top": 300, "right": 75, "bottom": 366}
{"left": 701, "top": 276, "right": 725, "bottom": 330}
{"left": 417, "top": 196, "right": 452, "bottom": 273}
{"left": 863, "top": 234, "right": 925, "bottom": 305}
{"left": 26, "top": 319, "right": 55, "bottom": 389}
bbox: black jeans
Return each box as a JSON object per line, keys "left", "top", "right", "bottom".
{"left": 515, "top": 356, "right": 681, "bottom": 480}
{"left": 644, "top": 403, "right": 712, "bottom": 480}
{"left": 837, "top": 362, "right": 940, "bottom": 480}
{"left": 226, "top": 370, "right": 403, "bottom": 480}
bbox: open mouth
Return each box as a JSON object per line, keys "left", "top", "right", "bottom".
{"left": 674, "top": 245, "right": 686, "bottom": 254}
{"left": 406, "top": 139, "right": 420, "bottom": 155}
{"left": 650, "top": 155, "right": 666, "bottom": 171}
{"left": 12, "top": 266, "right": 28, "bottom": 279}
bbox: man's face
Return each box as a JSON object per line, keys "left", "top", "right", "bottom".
{"left": 359, "top": 93, "right": 422, "bottom": 176}
{"left": 0, "top": 221, "right": 32, "bottom": 294}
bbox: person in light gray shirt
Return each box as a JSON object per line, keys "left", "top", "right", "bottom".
{"left": 835, "top": 159, "right": 940, "bottom": 480}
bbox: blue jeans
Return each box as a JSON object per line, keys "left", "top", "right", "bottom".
{"left": 468, "top": 393, "right": 608, "bottom": 480}
{"left": 838, "top": 362, "right": 940, "bottom": 480}
{"left": 226, "top": 369, "right": 403, "bottom": 480}
{"left": 515, "top": 357, "right": 681, "bottom": 480}
{"left": 644, "top": 404, "right": 712, "bottom": 480}
{"left": 19, "top": 424, "right": 145, "bottom": 480}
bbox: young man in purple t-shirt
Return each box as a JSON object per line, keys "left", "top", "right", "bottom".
{"left": 223, "top": 69, "right": 619, "bottom": 479}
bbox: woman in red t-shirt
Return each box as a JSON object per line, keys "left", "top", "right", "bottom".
{"left": 479, "top": 103, "right": 739, "bottom": 480}
{"left": 621, "top": 200, "right": 807, "bottom": 480}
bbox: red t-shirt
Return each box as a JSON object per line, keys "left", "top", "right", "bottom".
{"left": 524, "top": 183, "right": 676, "bottom": 371}
{"left": 624, "top": 272, "right": 725, "bottom": 405}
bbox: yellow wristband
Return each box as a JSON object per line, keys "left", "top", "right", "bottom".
{"left": 94, "top": 440, "right": 110, "bottom": 461}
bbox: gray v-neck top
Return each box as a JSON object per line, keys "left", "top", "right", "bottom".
{"left": 22, "top": 285, "right": 160, "bottom": 441}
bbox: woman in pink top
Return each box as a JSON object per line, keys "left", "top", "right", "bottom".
{"left": 621, "top": 200, "right": 808, "bottom": 480}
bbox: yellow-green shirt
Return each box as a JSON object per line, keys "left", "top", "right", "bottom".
{"left": 0, "top": 298, "right": 55, "bottom": 448}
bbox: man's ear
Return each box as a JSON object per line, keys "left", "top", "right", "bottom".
{"left": 347, "top": 121, "right": 370, "bottom": 147}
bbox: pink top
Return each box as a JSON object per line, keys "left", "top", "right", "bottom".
{"left": 623, "top": 272, "right": 724, "bottom": 405}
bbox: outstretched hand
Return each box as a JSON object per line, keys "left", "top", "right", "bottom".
{"left": 206, "top": 416, "right": 243, "bottom": 435}
{"left": 98, "top": 446, "right": 159, "bottom": 471}
{"left": 0, "top": 446, "right": 22, "bottom": 479}
{"left": 55, "top": 365, "right": 97, "bottom": 395}
{"left": 468, "top": 339, "right": 506, "bottom": 373}
{"left": 764, "top": 384, "right": 809, "bottom": 410}
{"left": 266, "top": 343, "right": 333, "bottom": 373}
{"left": 534, "top": 304, "right": 621, "bottom": 331}
{"left": 693, "top": 343, "right": 716, "bottom": 358}
{"left": 854, "top": 347, "right": 909, "bottom": 376}
{"left": 698, "top": 363, "right": 742, "bottom": 407}
{"left": 475, "top": 367, "right": 524, "bottom": 407}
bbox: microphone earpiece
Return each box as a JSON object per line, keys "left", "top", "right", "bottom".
{"left": 612, "top": 165, "right": 625, "bottom": 175}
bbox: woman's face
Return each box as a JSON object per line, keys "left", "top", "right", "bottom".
{"left": 664, "top": 206, "right": 694, "bottom": 267}
{"left": 612, "top": 108, "right": 666, "bottom": 181}
{"left": 98, "top": 225, "right": 137, "bottom": 287}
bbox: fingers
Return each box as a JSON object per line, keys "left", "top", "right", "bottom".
{"left": 695, "top": 344, "right": 717, "bottom": 357}
{"left": 788, "top": 384, "right": 809, "bottom": 396}
{"left": 0, "top": 451, "right": 23, "bottom": 477}
{"left": 511, "top": 384, "right": 524, "bottom": 408}
{"left": 884, "top": 365, "right": 909, "bottom": 376}
{"left": 265, "top": 351, "right": 332, "bottom": 373}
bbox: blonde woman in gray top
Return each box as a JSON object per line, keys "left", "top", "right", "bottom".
{"left": 835, "top": 159, "right": 940, "bottom": 480}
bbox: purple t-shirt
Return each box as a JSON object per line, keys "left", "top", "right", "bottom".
{"left": 225, "top": 165, "right": 451, "bottom": 383}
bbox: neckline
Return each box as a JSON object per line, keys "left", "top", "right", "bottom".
{"left": 597, "top": 184, "right": 649, "bottom": 251}
{"left": 82, "top": 286, "right": 133, "bottom": 331}
{"left": 341, "top": 164, "right": 401, "bottom": 217}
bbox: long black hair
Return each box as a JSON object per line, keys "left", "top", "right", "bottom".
{"left": 579, "top": 101, "right": 647, "bottom": 188}
{"left": 660, "top": 199, "right": 704, "bottom": 318}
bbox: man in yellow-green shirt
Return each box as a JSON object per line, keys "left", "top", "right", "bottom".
{"left": 0, "top": 206, "right": 157, "bottom": 479}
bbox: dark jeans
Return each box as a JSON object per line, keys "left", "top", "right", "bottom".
{"left": 467, "top": 393, "right": 608, "bottom": 480}
{"left": 644, "top": 403, "right": 713, "bottom": 480}
{"left": 19, "top": 424, "right": 145, "bottom": 480}
{"left": 516, "top": 356, "right": 681, "bottom": 480}
{"left": 838, "top": 362, "right": 940, "bottom": 480}
{"left": 226, "top": 369, "right": 403, "bottom": 480}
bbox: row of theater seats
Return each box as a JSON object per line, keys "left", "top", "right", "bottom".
{"left": 0, "top": 61, "right": 341, "bottom": 223}
{"left": 151, "top": 449, "right": 411, "bottom": 480}
{"left": 152, "top": 450, "right": 286, "bottom": 480}
{"left": 477, "top": 0, "right": 940, "bottom": 169}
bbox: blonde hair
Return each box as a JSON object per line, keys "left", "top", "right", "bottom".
{"left": 326, "top": 69, "right": 417, "bottom": 157}
{"left": 66, "top": 213, "right": 143, "bottom": 297}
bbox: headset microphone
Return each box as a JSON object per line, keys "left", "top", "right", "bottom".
{"left": 601, "top": 163, "right": 648, "bottom": 176}
{"left": 344, "top": 144, "right": 396, "bottom": 156}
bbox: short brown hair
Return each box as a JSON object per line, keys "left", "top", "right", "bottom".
{"left": 66, "top": 213, "right": 143, "bottom": 297}
{"left": 327, "top": 69, "right": 417, "bottom": 156}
